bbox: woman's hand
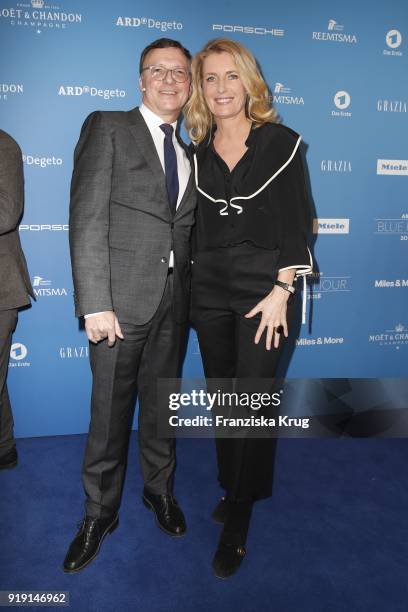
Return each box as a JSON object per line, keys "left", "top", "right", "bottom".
{"left": 245, "top": 286, "right": 290, "bottom": 350}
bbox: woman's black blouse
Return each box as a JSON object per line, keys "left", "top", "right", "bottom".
{"left": 192, "top": 122, "right": 312, "bottom": 274}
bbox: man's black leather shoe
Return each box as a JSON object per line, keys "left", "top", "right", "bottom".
{"left": 0, "top": 446, "right": 17, "bottom": 470}
{"left": 63, "top": 514, "right": 118, "bottom": 573}
{"left": 142, "top": 488, "right": 186, "bottom": 537}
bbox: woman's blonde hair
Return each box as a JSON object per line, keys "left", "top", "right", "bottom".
{"left": 184, "top": 38, "right": 277, "bottom": 144}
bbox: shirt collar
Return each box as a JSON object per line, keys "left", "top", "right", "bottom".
{"left": 206, "top": 122, "right": 259, "bottom": 149}
{"left": 139, "top": 103, "right": 178, "bottom": 133}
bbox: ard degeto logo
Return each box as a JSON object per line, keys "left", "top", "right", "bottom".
{"left": 116, "top": 15, "right": 183, "bottom": 32}
{"left": 0, "top": 1, "right": 83, "bottom": 34}
{"left": 23, "top": 153, "right": 63, "bottom": 168}
{"left": 272, "top": 83, "right": 305, "bottom": 106}
{"left": 58, "top": 85, "right": 126, "bottom": 100}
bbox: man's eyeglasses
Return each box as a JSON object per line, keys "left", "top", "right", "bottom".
{"left": 140, "top": 65, "right": 190, "bottom": 83}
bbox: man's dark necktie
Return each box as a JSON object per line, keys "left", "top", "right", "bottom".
{"left": 160, "top": 123, "right": 179, "bottom": 216}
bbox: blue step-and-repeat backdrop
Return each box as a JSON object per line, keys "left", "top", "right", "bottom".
{"left": 1, "top": 0, "right": 407, "bottom": 437}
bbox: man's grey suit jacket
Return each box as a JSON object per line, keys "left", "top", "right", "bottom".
{"left": 0, "top": 129, "right": 33, "bottom": 311}
{"left": 69, "top": 107, "right": 196, "bottom": 325}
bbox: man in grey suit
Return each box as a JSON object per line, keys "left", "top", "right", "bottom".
{"left": 0, "top": 130, "right": 34, "bottom": 470}
{"left": 64, "top": 38, "right": 196, "bottom": 572}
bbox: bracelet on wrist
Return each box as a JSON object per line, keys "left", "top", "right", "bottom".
{"left": 274, "top": 279, "right": 296, "bottom": 295}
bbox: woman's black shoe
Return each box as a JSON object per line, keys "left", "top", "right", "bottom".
{"left": 212, "top": 542, "right": 246, "bottom": 578}
{"left": 211, "top": 499, "right": 252, "bottom": 578}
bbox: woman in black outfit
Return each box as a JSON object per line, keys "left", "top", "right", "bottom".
{"left": 184, "top": 38, "right": 313, "bottom": 578}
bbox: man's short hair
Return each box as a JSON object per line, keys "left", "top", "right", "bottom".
{"left": 139, "top": 38, "right": 191, "bottom": 74}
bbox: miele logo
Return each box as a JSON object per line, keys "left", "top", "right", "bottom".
{"left": 384, "top": 29, "right": 402, "bottom": 56}
{"left": 376, "top": 160, "right": 408, "bottom": 176}
{"left": 312, "top": 19, "right": 357, "bottom": 44}
{"left": 272, "top": 83, "right": 304, "bottom": 106}
{"left": 212, "top": 24, "right": 284, "bottom": 37}
{"left": 321, "top": 160, "right": 352, "bottom": 172}
{"left": 116, "top": 16, "right": 183, "bottom": 31}
{"left": 313, "top": 219, "right": 350, "bottom": 234}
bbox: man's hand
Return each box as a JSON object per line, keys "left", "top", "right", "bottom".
{"left": 85, "top": 311, "right": 124, "bottom": 346}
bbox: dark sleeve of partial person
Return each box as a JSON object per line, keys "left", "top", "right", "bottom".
{"left": 0, "top": 135, "right": 24, "bottom": 236}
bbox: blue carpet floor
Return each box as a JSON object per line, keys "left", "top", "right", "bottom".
{"left": 1, "top": 436, "right": 407, "bottom": 612}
